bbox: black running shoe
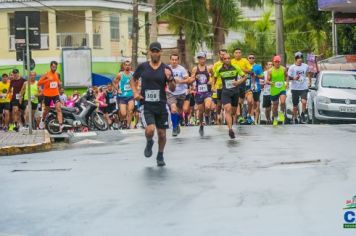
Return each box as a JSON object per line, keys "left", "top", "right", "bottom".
{"left": 177, "top": 125, "right": 181, "bottom": 134}
{"left": 229, "top": 129, "right": 236, "bottom": 139}
{"left": 199, "top": 125, "right": 204, "bottom": 136}
{"left": 144, "top": 139, "right": 154, "bottom": 158}
{"left": 156, "top": 153, "right": 166, "bottom": 167}
{"left": 172, "top": 127, "right": 178, "bottom": 137}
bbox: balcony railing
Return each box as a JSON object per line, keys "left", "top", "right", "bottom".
{"left": 57, "top": 33, "right": 89, "bottom": 49}
{"left": 9, "top": 34, "right": 49, "bottom": 51}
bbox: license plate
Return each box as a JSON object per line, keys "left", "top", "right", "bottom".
{"left": 339, "top": 106, "right": 356, "bottom": 113}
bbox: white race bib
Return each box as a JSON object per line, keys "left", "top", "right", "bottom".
{"left": 145, "top": 90, "right": 160, "bottom": 102}
{"left": 30, "top": 95, "right": 35, "bottom": 101}
{"left": 245, "top": 79, "right": 251, "bottom": 86}
{"left": 296, "top": 77, "right": 305, "bottom": 84}
{"left": 225, "top": 80, "right": 235, "bottom": 89}
{"left": 109, "top": 98, "right": 116, "bottom": 104}
{"left": 124, "top": 84, "right": 132, "bottom": 91}
{"left": 0, "top": 94, "right": 5, "bottom": 99}
{"left": 275, "top": 82, "right": 284, "bottom": 88}
{"left": 15, "top": 93, "right": 21, "bottom": 100}
{"left": 50, "top": 82, "right": 58, "bottom": 89}
{"left": 197, "top": 84, "right": 208, "bottom": 93}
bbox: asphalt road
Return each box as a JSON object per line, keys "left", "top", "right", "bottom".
{"left": 1, "top": 124, "right": 356, "bottom": 236}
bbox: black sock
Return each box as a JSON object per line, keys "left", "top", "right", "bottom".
{"left": 158, "top": 152, "right": 163, "bottom": 156}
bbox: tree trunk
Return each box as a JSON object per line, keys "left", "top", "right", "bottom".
{"left": 212, "top": 9, "right": 225, "bottom": 60}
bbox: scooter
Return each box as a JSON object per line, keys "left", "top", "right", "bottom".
{"left": 45, "top": 98, "right": 108, "bottom": 134}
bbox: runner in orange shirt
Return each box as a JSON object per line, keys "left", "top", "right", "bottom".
{"left": 37, "top": 61, "right": 63, "bottom": 131}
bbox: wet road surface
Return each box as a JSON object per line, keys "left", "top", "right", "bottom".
{"left": 1, "top": 125, "right": 356, "bottom": 236}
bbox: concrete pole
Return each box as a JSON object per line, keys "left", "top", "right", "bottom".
{"left": 132, "top": 0, "right": 139, "bottom": 69}
{"left": 25, "top": 16, "right": 32, "bottom": 134}
{"left": 148, "top": 0, "right": 157, "bottom": 43}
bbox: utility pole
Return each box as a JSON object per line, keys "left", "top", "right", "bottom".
{"left": 132, "top": 0, "right": 139, "bottom": 69}
{"left": 148, "top": 0, "right": 157, "bottom": 43}
{"left": 331, "top": 11, "right": 338, "bottom": 56}
{"left": 275, "top": 0, "right": 285, "bottom": 65}
{"left": 25, "top": 16, "right": 33, "bottom": 135}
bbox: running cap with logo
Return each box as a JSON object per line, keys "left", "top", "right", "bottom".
{"left": 12, "top": 68, "right": 19, "bottom": 73}
{"left": 197, "top": 51, "right": 207, "bottom": 58}
{"left": 149, "top": 42, "right": 162, "bottom": 51}
{"left": 295, "top": 51, "right": 303, "bottom": 59}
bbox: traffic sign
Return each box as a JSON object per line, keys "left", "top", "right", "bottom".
{"left": 15, "top": 11, "right": 41, "bottom": 50}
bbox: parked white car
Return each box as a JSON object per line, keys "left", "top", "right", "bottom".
{"left": 307, "top": 70, "right": 356, "bottom": 124}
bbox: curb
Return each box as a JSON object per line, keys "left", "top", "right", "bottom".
{"left": 0, "top": 131, "right": 52, "bottom": 156}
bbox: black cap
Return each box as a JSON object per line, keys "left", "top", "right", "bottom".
{"left": 149, "top": 42, "right": 162, "bottom": 51}
{"left": 12, "top": 68, "right": 19, "bottom": 73}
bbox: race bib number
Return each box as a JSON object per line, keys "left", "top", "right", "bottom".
{"left": 275, "top": 82, "right": 284, "bottom": 88}
{"left": 109, "top": 98, "right": 116, "bottom": 104}
{"left": 197, "top": 84, "right": 208, "bottom": 93}
{"left": 30, "top": 95, "right": 35, "bottom": 101}
{"left": 16, "top": 93, "right": 21, "bottom": 100}
{"left": 225, "top": 80, "right": 235, "bottom": 89}
{"left": 145, "top": 90, "right": 160, "bottom": 102}
{"left": 0, "top": 94, "right": 5, "bottom": 99}
{"left": 50, "top": 82, "right": 58, "bottom": 89}
{"left": 124, "top": 84, "right": 131, "bottom": 91}
{"left": 245, "top": 79, "right": 251, "bottom": 86}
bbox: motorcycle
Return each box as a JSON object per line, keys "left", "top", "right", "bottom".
{"left": 45, "top": 97, "right": 108, "bottom": 134}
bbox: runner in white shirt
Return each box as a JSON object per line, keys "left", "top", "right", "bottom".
{"left": 261, "top": 61, "right": 273, "bottom": 124}
{"left": 167, "top": 54, "right": 191, "bottom": 137}
{"left": 287, "top": 52, "right": 312, "bottom": 124}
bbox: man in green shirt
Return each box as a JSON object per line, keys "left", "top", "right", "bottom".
{"left": 266, "top": 55, "right": 289, "bottom": 126}
{"left": 214, "top": 53, "right": 246, "bottom": 139}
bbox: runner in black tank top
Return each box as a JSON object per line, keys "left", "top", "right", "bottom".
{"left": 189, "top": 52, "right": 213, "bottom": 136}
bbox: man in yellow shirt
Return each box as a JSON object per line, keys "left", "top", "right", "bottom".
{"left": 212, "top": 49, "right": 227, "bottom": 125}
{"left": 0, "top": 73, "right": 11, "bottom": 131}
{"left": 231, "top": 48, "right": 252, "bottom": 124}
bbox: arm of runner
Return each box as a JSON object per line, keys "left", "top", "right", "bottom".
{"left": 178, "top": 68, "right": 191, "bottom": 84}
{"left": 20, "top": 81, "right": 26, "bottom": 98}
{"left": 37, "top": 74, "right": 48, "bottom": 86}
{"left": 114, "top": 73, "right": 122, "bottom": 94}
{"left": 188, "top": 67, "right": 197, "bottom": 84}
{"left": 132, "top": 64, "right": 144, "bottom": 101}
{"left": 165, "top": 67, "right": 176, "bottom": 92}
{"left": 266, "top": 69, "right": 272, "bottom": 85}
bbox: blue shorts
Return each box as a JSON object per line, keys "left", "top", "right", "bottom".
{"left": 118, "top": 96, "right": 134, "bottom": 105}
{"left": 271, "top": 91, "right": 286, "bottom": 102}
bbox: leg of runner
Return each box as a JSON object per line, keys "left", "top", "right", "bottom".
{"left": 253, "top": 92, "right": 261, "bottom": 124}
{"left": 55, "top": 101, "right": 63, "bottom": 132}
{"left": 144, "top": 124, "right": 155, "bottom": 158}
{"left": 119, "top": 103, "right": 127, "bottom": 127}
{"left": 280, "top": 93, "right": 287, "bottom": 123}
{"left": 204, "top": 97, "right": 212, "bottom": 125}
{"left": 272, "top": 95, "right": 280, "bottom": 126}
{"left": 11, "top": 105, "right": 20, "bottom": 131}
{"left": 198, "top": 103, "right": 205, "bottom": 136}
{"left": 300, "top": 90, "right": 308, "bottom": 123}
{"left": 245, "top": 91, "right": 254, "bottom": 124}
{"left": 170, "top": 102, "right": 180, "bottom": 137}
{"left": 291, "top": 90, "right": 299, "bottom": 124}
{"left": 183, "top": 98, "right": 190, "bottom": 126}
{"left": 157, "top": 128, "right": 167, "bottom": 166}
{"left": 224, "top": 103, "right": 236, "bottom": 139}
{"left": 127, "top": 100, "right": 134, "bottom": 128}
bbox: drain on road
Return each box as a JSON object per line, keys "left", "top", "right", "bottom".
{"left": 12, "top": 168, "right": 72, "bottom": 172}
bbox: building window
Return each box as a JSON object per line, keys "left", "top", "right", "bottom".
{"left": 110, "top": 16, "right": 120, "bottom": 41}
{"left": 128, "top": 16, "right": 133, "bottom": 38}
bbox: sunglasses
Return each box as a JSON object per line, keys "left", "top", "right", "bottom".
{"left": 248, "top": 57, "right": 255, "bottom": 59}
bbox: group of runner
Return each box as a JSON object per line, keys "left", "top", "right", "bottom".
{"left": 0, "top": 41, "right": 312, "bottom": 167}
{"left": 0, "top": 61, "right": 63, "bottom": 132}
{"left": 131, "top": 42, "right": 312, "bottom": 166}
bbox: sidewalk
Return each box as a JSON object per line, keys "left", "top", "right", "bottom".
{"left": 0, "top": 130, "right": 52, "bottom": 156}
